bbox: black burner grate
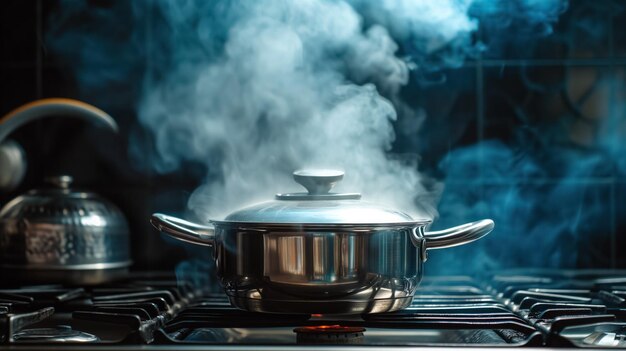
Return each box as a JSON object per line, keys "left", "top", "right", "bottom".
{"left": 2, "top": 270, "right": 626, "bottom": 347}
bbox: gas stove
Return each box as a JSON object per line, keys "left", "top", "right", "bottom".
{"left": 2, "top": 270, "right": 626, "bottom": 350}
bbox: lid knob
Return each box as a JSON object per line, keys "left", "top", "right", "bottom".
{"left": 44, "top": 175, "right": 73, "bottom": 189}
{"left": 293, "top": 170, "right": 344, "bottom": 195}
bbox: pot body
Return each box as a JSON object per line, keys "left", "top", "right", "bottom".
{"left": 152, "top": 213, "right": 493, "bottom": 314}
{"left": 152, "top": 214, "right": 493, "bottom": 314}
{"left": 213, "top": 223, "right": 424, "bottom": 314}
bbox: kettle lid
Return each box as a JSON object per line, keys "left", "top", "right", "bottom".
{"left": 0, "top": 175, "right": 128, "bottom": 229}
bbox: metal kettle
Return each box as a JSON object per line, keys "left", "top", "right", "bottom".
{"left": 0, "top": 98, "right": 131, "bottom": 284}
{"left": 0, "top": 175, "right": 131, "bottom": 284}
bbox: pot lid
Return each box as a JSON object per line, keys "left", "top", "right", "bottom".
{"left": 220, "top": 170, "right": 427, "bottom": 225}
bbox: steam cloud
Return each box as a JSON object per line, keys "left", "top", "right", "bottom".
{"left": 46, "top": 0, "right": 576, "bottom": 275}
{"left": 432, "top": 66, "right": 626, "bottom": 272}
{"left": 142, "top": 0, "right": 431, "bottom": 220}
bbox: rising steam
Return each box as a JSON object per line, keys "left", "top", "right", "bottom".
{"left": 138, "top": 0, "right": 441, "bottom": 220}
{"left": 135, "top": 0, "right": 567, "bottom": 220}
{"left": 46, "top": 0, "right": 575, "bottom": 275}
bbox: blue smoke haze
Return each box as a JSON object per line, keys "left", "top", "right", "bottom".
{"left": 44, "top": 0, "right": 626, "bottom": 277}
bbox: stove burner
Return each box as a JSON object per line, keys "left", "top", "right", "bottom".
{"left": 293, "top": 325, "right": 366, "bottom": 344}
{"left": 12, "top": 326, "right": 99, "bottom": 343}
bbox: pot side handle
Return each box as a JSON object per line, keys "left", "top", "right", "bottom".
{"left": 150, "top": 213, "right": 215, "bottom": 247}
{"left": 424, "top": 219, "right": 494, "bottom": 250}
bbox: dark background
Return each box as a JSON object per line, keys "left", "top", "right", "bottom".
{"left": 0, "top": 0, "right": 625, "bottom": 272}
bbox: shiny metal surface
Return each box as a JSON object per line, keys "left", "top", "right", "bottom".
{"left": 0, "top": 140, "right": 27, "bottom": 192}
{"left": 223, "top": 200, "right": 421, "bottom": 224}
{"left": 583, "top": 332, "right": 626, "bottom": 347}
{"left": 150, "top": 213, "right": 215, "bottom": 247}
{"left": 410, "top": 219, "right": 494, "bottom": 262}
{"left": 12, "top": 326, "right": 99, "bottom": 343}
{"left": 150, "top": 170, "right": 494, "bottom": 314}
{"left": 293, "top": 169, "right": 345, "bottom": 195}
{"left": 423, "top": 219, "right": 495, "bottom": 250}
{"left": 216, "top": 226, "right": 422, "bottom": 314}
{"left": 151, "top": 216, "right": 493, "bottom": 314}
{"left": 232, "top": 169, "right": 418, "bottom": 224}
{"left": 0, "top": 98, "right": 118, "bottom": 192}
{"left": 0, "top": 346, "right": 582, "bottom": 351}
{"left": 277, "top": 170, "right": 362, "bottom": 200}
{"left": 0, "top": 176, "right": 131, "bottom": 283}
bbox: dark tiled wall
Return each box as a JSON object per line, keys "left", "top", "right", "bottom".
{"left": 397, "top": 0, "right": 626, "bottom": 271}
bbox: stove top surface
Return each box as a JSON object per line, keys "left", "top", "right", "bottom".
{"left": 2, "top": 269, "right": 626, "bottom": 350}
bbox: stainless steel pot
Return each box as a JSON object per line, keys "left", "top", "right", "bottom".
{"left": 151, "top": 170, "right": 494, "bottom": 314}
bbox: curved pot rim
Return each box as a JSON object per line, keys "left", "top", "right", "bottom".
{"left": 210, "top": 220, "right": 432, "bottom": 231}
{"left": 0, "top": 261, "right": 132, "bottom": 270}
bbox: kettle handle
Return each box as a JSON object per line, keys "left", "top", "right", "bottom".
{"left": 150, "top": 213, "right": 215, "bottom": 247}
{"left": 0, "top": 98, "right": 118, "bottom": 142}
{"left": 0, "top": 98, "right": 119, "bottom": 192}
